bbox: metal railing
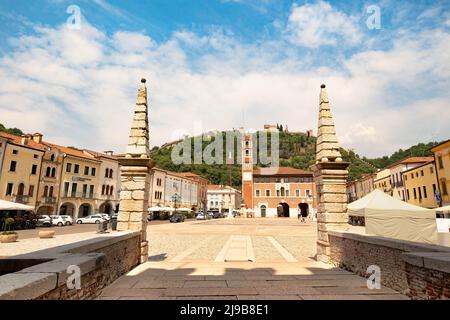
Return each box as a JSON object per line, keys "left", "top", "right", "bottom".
{"left": 62, "top": 192, "right": 97, "bottom": 199}
{"left": 42, "top": 196, "right": 56, "bottom": 204}
{"left": 14, "top": 195, "right": 29, "bottom": 204}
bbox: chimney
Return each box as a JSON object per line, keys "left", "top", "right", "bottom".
{"left": 32, "top": 133, "right": 43, "bottom": 143}
{"left": 21, "top": 134, "right": 32, "bottom": 145}
{"left": 104, "top": 151, "right": 114, "bottom": 156}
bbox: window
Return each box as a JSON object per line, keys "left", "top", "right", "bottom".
{"left": 280, "top": 187, "right": 285, "bottom": 197}
{"left": 51, "top": 154, "right": 55, "bottom": 162}
{"left": 105, "top": 168, "right": 109, "bottom": 178}
{"left": 28, "top": 185, "right": 34, "bottom": 197}
{"left": 109, "top": 169, "right": 113, "bottom": 178}
{"left": 31, "top": 164, "right": 37, "bottom": 175}
{"left": 407, "top": 189, "right": 410, "bottom": 200}
{"left": 110, "top": 186, "right": 114, "bottom": 196}
{"left": 256, "top": 190, "right": 260, "bottom": 197}
{"left": 442, "top": 179, "right": 448, "bottom": 195}
{"left": 49, "top": 186, "right": 53, "bottom": 197}
{"left": 430, "top": 166, "right": 434, "bottom": 174}
{"left": 91, "top": 168, "right": 96, "bottom": 176}
{"left": 404, "top": 175, "right": 407, "bottom": 181}
{"left": 66, "top": 163, "right": 72, "bottom": 173}
{"left": 46, "top": 167, "right": 51, "bottom": 177}
{"left": 89, "top": 185, "right": 94, "bottom": 197}
{"left": 44, "top": 186, "right": 49, "bottom": 197}
{"left": 411, "top": 173, "right": 414, "bottom": 179}
{"left": 102, "top": 185, "right": 105, "bottom": 195}
{"left": 51, "top": 168, "right": 56, "bottom": 177}
{"left": 438, "top": 156, "right": 444, "bottom": 169}
{"left": 9, "top": 161, "right": 16, "bottom": 172}
{"left": 415, "top": 172, "right": 419, "bottom": 177}
{"left": 6, "top": 183, "right": 13, "bottom": 196}
{"left": 286, "top": 190, "right": 290, "bottom": 197}
{"left": 71, "top": 183, "right": 78, "bottom": 196}
{"left": 12, "top": 149, "right": 18, "bottom": 155}
{"left": 106, "top": 185, "right": 110, "bottom": 195}
{"left": 418, "top": 187, "right": 422, "bottom": 200}
{"left": 413, "top": 188, "right": 417, "bottom": 199}
{"left": 33, "top": 154, "right": 38, "bottom": 159}
{"left": 276, "top": 190, "right": 280, "bottom": 197}
{"left": 296, "top": 189, "right": 300, "bottom": 197}
{"left": 265, "top": 190, "right": 270, "bottom": 197}
{"left": 74, "top": 164, "right": 80, "bottom": 174}
{"left": 306, "top": 190, "right": 312, "bottom": 197}
{"left": 64, "top": 182, "right": 69, "bottom": 196}
{"left": 82, "top": 184, "right": 88, "bottom": 197}
{"left": 420, "top": 170, "right": 424, "bottom": 177}
{"left": 84, "top": 166, "right": 89, "bottom": 175}
{"left": 423, "top": 186, "right": 427, "bottom": 199}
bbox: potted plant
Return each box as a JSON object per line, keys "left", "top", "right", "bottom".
{"left": 0, "top": 217, "right": 18, "bottom": 243}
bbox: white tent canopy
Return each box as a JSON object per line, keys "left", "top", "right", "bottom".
{"left": 0, "top": 199, "right": 34, "bottom": 211}
{"left": 148, "top": 207, "right": 174, "bottom": 212}
{"left": 177, "top": 208, "right": 192, "bottom": 212}
{"left": 347, "top": 189, "right": 438, "bottom": 244}
{"left": 435, "top": 205, "right": 450, "bottom": 212}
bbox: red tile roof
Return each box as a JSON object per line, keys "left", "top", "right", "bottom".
{"left": 0, "top": 132, "right": 47, "bottom": 152}
{"left": 42, "top": 142, "right": 99, "bottom": 162}
{"left": 387, "top": 156, "right": 434, "bottom": 169}
{"left": 253, "top": 167, "right": 313, "bottom": 176}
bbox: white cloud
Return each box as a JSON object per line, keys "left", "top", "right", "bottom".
{"left": 0, "top": 8, "right": 449, "bottom": 159}
{"left": 285, "top": 1, "right": 361, "bottom": 48}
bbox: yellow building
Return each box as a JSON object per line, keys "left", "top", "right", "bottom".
{"left": 431, "top": 139, "right": 450, "bottom": 206}
{"left": 403, "top": 160, "right": 439, "bottom": 208}
{"left": 44, "top": 142, "right": 101, "bottom": 218}
{"left": 373, "top": 168, "right": 392, "bottom": 194}
{"left": 0, "top": 132, "right": 45, "bottom": 207}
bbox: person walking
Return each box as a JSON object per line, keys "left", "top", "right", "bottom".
{"left": 301, "top": 207, "right": 308, "bottom": 223}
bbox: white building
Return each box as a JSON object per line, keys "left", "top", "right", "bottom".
{"left": 207, "top": 185, "right": 242, "bottom": 212}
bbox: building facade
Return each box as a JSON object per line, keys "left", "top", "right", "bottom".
{"left": 84, "top": 150, "right": 120, "bottom": 214}
{"left": 148, "top": 168, "right": 203, "bottom": 212}
{"left": 45, "top": 143, "right": 102, "bottom": 218}
{"left": 0, "top": 132, "right": 45, "bottom": 207}
{"left": 431, "top": 140, "right": 450, "bottom": 206}
{"left": 403, "top": 160, "right": 439, "bottom": 208}
{"left": 207, "top": 185, "right": 242, "bottom": 212}
{"left": 250, "top": 167, "right": 317, "bottom": 218}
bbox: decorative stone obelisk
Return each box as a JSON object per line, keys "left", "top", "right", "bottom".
{"left": 117, "top": 78, "right": 154, "bottom": 264}
{"left": 311, "top": 84, "right": 350, "bottom": 263}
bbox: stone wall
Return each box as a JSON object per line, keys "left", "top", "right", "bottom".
{"left": 328, "top": 231, "right": 450, "bottom": 299}
{"left": 0, "top": 232, "right": 140, "bottom": 300}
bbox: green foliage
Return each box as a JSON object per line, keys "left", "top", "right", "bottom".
{"left": 2, "top": 231, "right": 17, "bottom": 235}
{"left": 366, "top": 142, "right": 439, "bottom": 169}
{"left": 340, "top": 148, "right": 377, "bottom": 181}
{"left": 0, "top": 123, "right": 23, "bottom": 136}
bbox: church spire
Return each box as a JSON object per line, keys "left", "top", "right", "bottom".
{"left": 316, "top": 84, "right": 342, "bottom": 162}
{"left": 126, "top": 78, "right": 150, "bottom": 159}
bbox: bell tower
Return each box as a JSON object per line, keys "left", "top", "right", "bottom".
{"left": 241, "top": 129, "right": 254, "bottom": 210}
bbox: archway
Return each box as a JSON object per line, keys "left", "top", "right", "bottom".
{"left": 260, "top": 205, "right": 267, "bottom": 218}
{"left": 277, "top": 202, "right": 290, "bottom": 217}
{"left": 59, "top": 202, "right": 76, "bottom": 217}
{"left": 99, "top": 201, "right": 112, "bottom": 214}
{"left": 79, "top": 203, "right": 92, "bottom": 217}
{"left": 299, "top": 203, "right": 309, "bottom": 218}
{"left": 37, "top": 206, "right": 54, "bottom": 215}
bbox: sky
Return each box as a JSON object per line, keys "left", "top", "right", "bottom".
{"left": 0, "top": 0, "right": 449, "bottom": 158}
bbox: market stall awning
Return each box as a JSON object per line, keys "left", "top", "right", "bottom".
{"left": 0, "top": 199, "right": 35, "bottom": 211}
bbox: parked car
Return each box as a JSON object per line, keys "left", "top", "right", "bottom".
{"left": 50, "top": 215, "right": 67, "bottom": 227}
{"left": 212, "top": 212, "right": 221, "bottom": 219}
{"left": 170, "top": 213, "right": 185, "bottom": 223}
{"left": 59, "top": 215, "right": 73, "bottom": 225}
{"left": 232, "top": 210, "right": 241, "bottom": 217}
{"left": 76, "top": 214, "right": 105, "bottom": 224}
{"left": 196, "top": 213, "right": 206, "bottom": 220}
{"left": 36, "top": 215, "right": 52, "bottom": 227}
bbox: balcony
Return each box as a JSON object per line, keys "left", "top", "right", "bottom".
{"left": 42, "top": 196, "right": 56, "bottom": 204}
{"left": 62, "top": 192, "right": 97, "bottom": 199}
{"left": 14, "top": 195, "right": 29, "bottom": 204}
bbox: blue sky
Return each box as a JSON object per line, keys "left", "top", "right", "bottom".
{"left": 0, "top": 0, "right": 449, "bottom": 157}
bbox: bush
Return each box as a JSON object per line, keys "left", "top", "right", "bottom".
{"left": 2, "top": 231, "right": 17, "bottom": 235}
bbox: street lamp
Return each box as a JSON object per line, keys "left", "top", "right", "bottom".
{"left": 171, "top": 193, "right": 181, "bottom": 213}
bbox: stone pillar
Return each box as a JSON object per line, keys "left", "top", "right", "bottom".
{"left": 311, "top": 84, "right": 350, "bottom": 263}
{"left": 117, "top": 78, "right": 154, "bottom": 264}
